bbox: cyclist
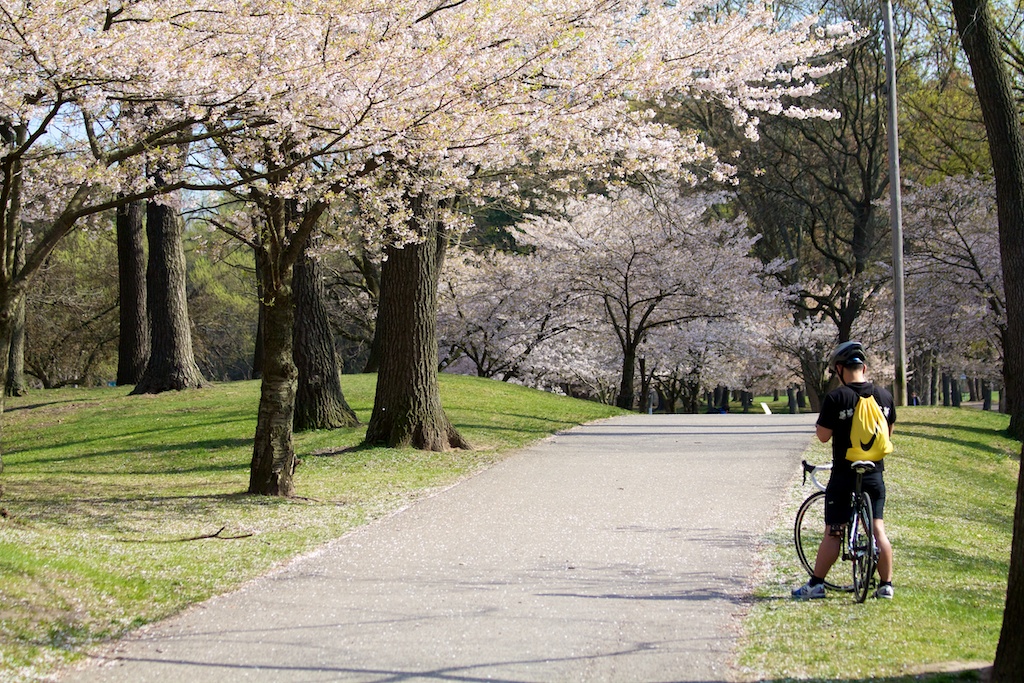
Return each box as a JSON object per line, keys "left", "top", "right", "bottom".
{"left": 792, "top": 340, "right": 897, "bottom": 600}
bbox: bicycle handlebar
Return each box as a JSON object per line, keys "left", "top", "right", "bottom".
{"left": 801, "top": 459, "right": 832, "bottom": 492}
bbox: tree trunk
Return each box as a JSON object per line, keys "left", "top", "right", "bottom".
{"left": 362, "top": 321, "right": 382, "bottom": 374}
{"left": 253, "top": 246, "right": 265, "bottom": 380}
{"left": 364, "top": 197, "right": 469, "bottom": 450}
{"left": 616, "top": 344, "right": 638, "bottom": 410}
{"left": 246, "top": 191, "right": 325, "bottom": 495}
{"left": 0, "top": 295, "right": 16, "bottom": 473}
{"left": 929, "top": 355, "right": 939, "bottom": 406}
{"left": 130, "top": 198, "right": 206, "bottom": 394}
{"left": 248, "top": 262, "right": 297, "bottom": 496}
{"left": 5, "top": 206, "right": 26, "bottom": 399}
{"left": 5, "top": 292, "right": 25, "bottom": 397}
{"left": 353, "top": 250, "right": 382, "bottom": 374}
{"left": 682, "top": 378, "right": 701, "bottom": 414}
{"left": 799, "top": 351, "right": 826, "bottom": 413}
{"left": 953, "top": 0, "right": 1024, "bottom": 675}
{"left": 116, "top": 199, "right": 148, "bottom": 385}
{"left": 3, "top": 124, "right": 26, "bottom": 398}
{"left": 293, "top": 248, "right": 358, "bottom": 430}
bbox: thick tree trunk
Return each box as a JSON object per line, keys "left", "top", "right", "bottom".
{"left": 293, "top": 248, "right": 358, "bottom": 430}
{"left": 364, "top": 200, "right": 469, "bottom": 450}
{"left": 953, "top": 0, "right": 1024, "bottom": 676}
{"left": 246, "top": 192, "right": 313, "bottom": 495}
{"left": 130, "top": 198, "right": 206, "bottom": 394}
{"left": 116, "top": 200, "right": 148, "bottom": 385}
{"left": 616, "top": 344, "right": 638, "bottom": 410}
{"left": 248, "top": 264, "right": 298, "bottom": 496}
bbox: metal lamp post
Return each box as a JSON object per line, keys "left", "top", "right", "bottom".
{"left": 882, "top": 0, "right": 908, "bottom": 406}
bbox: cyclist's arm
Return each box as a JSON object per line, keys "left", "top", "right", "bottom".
{"left": 816, "top": 424, "right": 832, "bottom": 443}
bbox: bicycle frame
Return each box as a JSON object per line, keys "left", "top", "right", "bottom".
{"left": 796, "top": 460, "right": 879, "bottom": 601}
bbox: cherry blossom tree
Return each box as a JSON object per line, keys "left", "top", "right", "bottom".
{"left": 645, "top": 312, "right": 785, "bottom": 413}
{"left": 1, "top": 0, "right": 856, "bottom": 484}
{"left": 179, "top": 0, "right": 855, "bottom": 484}
{"left": 438, "top": 247, "right": 578, "bottom": 381}
{"left": 519, "top": 324, "right": 624, "bottom": 404}
{"left": 645, "top": 320, "right": 746, "bottom": 414}
{"left": 770, "top": 314, "right": 838, "bottom": 410}
{"left": 0, "top": 1, "right": 299, "bottom": 471}
{"left": 517, "top": 188, "right": 773, "bottom": 409}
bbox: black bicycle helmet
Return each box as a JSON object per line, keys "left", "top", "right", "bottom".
{"left": 828, "top": 340, "right": 865, "bottom": 370}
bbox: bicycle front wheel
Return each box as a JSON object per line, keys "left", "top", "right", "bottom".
{"left": 794, "top": 491, "right": 846, "bottom": 592}
{"left": 850, "top": 492, "right": 876, "bottom": 603}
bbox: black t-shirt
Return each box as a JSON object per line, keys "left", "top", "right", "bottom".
{"left": 816, "top": 382, "right": 896, "bottom": 472}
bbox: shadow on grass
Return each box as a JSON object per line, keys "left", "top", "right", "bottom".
{"left": 11, "top": 437, "right": 253, "bottom": 471}
{"left": 4, "top": 490, "right": 305, "bottom": 531}
{"left": 306, "top": 442, "right": 389, "bottom": 458}
{"left": 5, "top": 397, "right": 93, "bottom": 413}
{"left": 900, "top": 420, "right": 1019, "bottom": 459}
{"left": 900, "top": 542, "right": 1010, "bottom": 588}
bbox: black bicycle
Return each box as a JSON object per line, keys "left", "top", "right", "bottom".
{"left": 794, "top": 459, "right": 879, "bottom": 603}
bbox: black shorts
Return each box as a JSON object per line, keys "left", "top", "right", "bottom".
{"left": 824, "top": 469, "right": 886, "bottom": 526}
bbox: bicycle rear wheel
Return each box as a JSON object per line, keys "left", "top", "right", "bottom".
{"left": 850, "top": 492, "right": 876, "bottom": 603}
{"left": 794, "top": 491, "right": 846, "bottom": 592}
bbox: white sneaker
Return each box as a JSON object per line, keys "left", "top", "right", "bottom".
{"left": 875, "top": 584, "right": 894, "bottom": 599}
{"left": 791, "top": 581, "right": 826, "bottom": 599}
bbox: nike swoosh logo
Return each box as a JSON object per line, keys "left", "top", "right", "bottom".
{"left": 860, "top": 431, "right": 877, "bottom": 451}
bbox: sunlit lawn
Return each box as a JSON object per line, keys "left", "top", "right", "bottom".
{"left": 738, "top": 406, "right": 1018, "bottom": 681}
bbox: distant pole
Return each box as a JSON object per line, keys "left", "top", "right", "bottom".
{"left": 883, "top": 0, "right": 908, "bottom": 407}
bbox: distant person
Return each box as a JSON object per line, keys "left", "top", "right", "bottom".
{"left": 910, "top": 392, "right": 920, "bottom": 406}
{"left": 792, "top": 341, "right": 897, "bottom": 600}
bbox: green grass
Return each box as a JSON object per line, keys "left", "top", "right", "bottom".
{"left": 2, "top": 386, "right": 1017, "bottom": 682}
{"left": 737, "top": 406, "right": 1019, "bottom": 682}
{"left": 0, "top": 374, "right": 622, "bottom": 682}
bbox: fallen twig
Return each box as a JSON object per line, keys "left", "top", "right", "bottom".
{"left": 119, "top": 526, "right": 254, "bottom": 543}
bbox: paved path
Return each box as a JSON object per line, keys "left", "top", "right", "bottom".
{"left": 63, "top": 413, "right": 816, "bottom": 683}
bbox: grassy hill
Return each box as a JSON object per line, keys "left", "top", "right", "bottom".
{"left": 0, "top": 375, "right": 621, "bottom": 681}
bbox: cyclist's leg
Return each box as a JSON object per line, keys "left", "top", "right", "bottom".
{"left": 864, "top": 471, "right": 892, "bottom": 582}
{"left": 812, "top": 527, "right": 842, "bottom": 579}
{"left": 814, "top": 473, "right": 853, "bottom": 580}
{"left": 874, "top": 519, "right": 892, "bottom": 582}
